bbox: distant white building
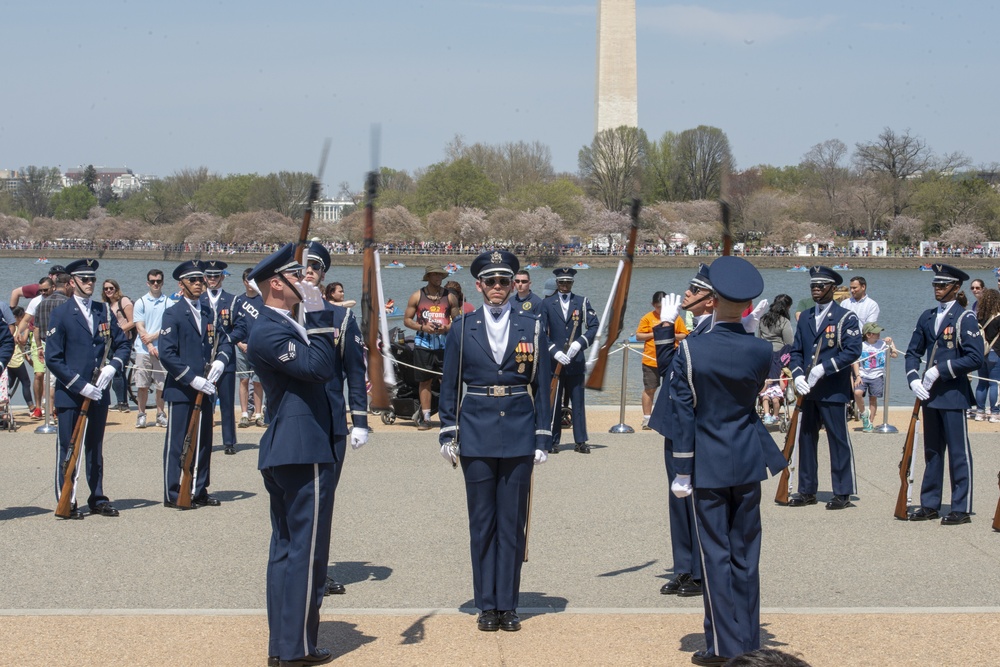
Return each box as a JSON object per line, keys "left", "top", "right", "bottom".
{"left": 312, "top": 198, "right": 354, "bottom": 222}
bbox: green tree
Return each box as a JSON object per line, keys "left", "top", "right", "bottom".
{"left": 644, "top": 130, "right": 682, "bottom": 202}
{"left": 504, "top": 177, "right": 584, "bottom": 225}
{"left": 578, "top": 126, "right": 648, "bottom": 211}
{"left": 413, "top": 159, "right": 499, "bottom": 215}
{"left": 247, "top": 171, "right": 316, "bottom": 219}
{"left": 676, "top": 126, "right": 732, "bottom": 200}
{"left": 119, "top": 179, "right": 185, "bottom": 225}
{"left": 16, "top": 166, "right": 61, "bottom": 218}
{"left": 82, "top": 165, "right": 99, "bottom": 194}
{"left": 910, "top": 173, "right": 1000, "bottom": 235}
{"left": 50, "top": 184, "right": 98, "bottom": 219}
{"left": 193, "top": 174, "right": 257, "bottom": 217}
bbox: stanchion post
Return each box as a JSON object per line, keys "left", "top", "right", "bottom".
{"left": 609, "top": 341, "right": 634, "bottom": 434}
{"left": 873, "top": 349, "right": 898, "bottom": 434}
{"left": 34, "top": 365, "right": 57, "bottom": 435}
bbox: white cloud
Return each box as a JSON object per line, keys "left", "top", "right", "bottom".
{"left": 642, "top": 5, "right": 837, "bottom": 44}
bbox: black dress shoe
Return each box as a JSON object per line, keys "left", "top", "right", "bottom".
{"left": 268, "top": 657, "right": 279, "bottom": 667}
{"left": 477, "top": 609, "right": 499, "bottom": 632}
{"left": 224, "top": 445, "right": 236, "bottom": 455}
{"left": 677, "top": 577, "right": 703, "bottom": 597}
{"left": 907, "top": 507, "right": 939, "bottom": 521}
{"left": 691, "top": 650, "right": 729, "bottom": 666}
{"left": 163, "top": 500, "right": 198, "bottom": 510}
{"left": 660, "top": 573, "right": 688, "bottom": 595}
{"left": 550, "top": 443, "right": 559, "bottom": 453}
{"left": 279, "top": 648, "right": 333, "bottom": 666}
{"left": 786, "top": 493, "right": 817, "bottom": 507}
{"left": 499, "top": 610, "right": 521, "bottom": 632}
{"left": 324, "top": 577, "right": 345, "bottom": 595}
{"left": 825, "top": 494, "right": 855, "bottom": 510}
{"left": 90, "top": 502, "right": 120, "bottom": 517}
{"left": 58, "top": 507, "right": 86, "bottom": 520}
{"left": 574, "top": 442, "right": 591, "bottom": 454}
{"left": 941, "top": 511, "right": 972, "bottom": 525}
{"left": 193, "top": 493, "right": 221, "bottom": 507}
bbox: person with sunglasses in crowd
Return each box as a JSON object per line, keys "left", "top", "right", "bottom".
{"left": 158, "top": 260, "right": 233, "bottom": 510}
{"left": 133, "top": 269, "right": 171, "bottom": 429}
{"left": 45, "top": 259, "right": 131, "bottom": 519}
{"left": 101, "top": 278, "right": 135, "bottom": 413}
{"left": 511, "top": 269, "right": 543, "bottom": 313}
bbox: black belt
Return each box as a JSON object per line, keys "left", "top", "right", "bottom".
{"left": 466, "top": 384, "right": 529, "bottom": 397}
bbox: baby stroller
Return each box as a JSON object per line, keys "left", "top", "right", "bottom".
{"left": 377, "top": 326, "right": 439, "bottom": 425}
{"left": 0, "top": 370, "right": 17, "bottom": 432}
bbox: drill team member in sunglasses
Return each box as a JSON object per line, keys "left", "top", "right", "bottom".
{"left": 438, "top": 250, "right": 552, "bottom": 633}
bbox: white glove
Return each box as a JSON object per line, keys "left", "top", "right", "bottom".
{"left": 922, "top": 366, "right": 940, "bottom": 391}
{"left": 300, "top": 282, "right": 326, "bottom": 313}
{"left": 80, "top": 383, "right": 102, "bottom": 401}
{"left": 585, "top": 358, "right": 596, "bottom": 376}
{"left": 660, "top": 293, "right": 682, "bottom": 325}
{"left": 807, "top": 365, "right": 826, "bottom": 387}
{"left": 742, "top": 299, "right": 768, "bottom": 334}
{"left": 794, "top": 376, "right": 811, "bottom": 396}
{"left": 440, "top": 441, "right": 458, "bottom": 465}
{"left": 567, "top": 341, "right": 582, "bottom": 359}
{"left": 910, "top": 379, "right": 930, "bottom": 401}
{"left": 671, "top": 474, "right": 693, "bottom": 498}
{"left": 95, "top": 365, "right": 117, "bottom": 390}
{"left": 554, "top": 351, "right": 571, "bottom": 366}
{"left": 534, "top": 449, "right": 547, "bottom": 465}
{"left": 350, "top": 426, "right": 369, "bottom": 450}
{"left": 190, "top": 376, "right": 217, "bottom": 395}
{"left": 206, "top": 359, "right": 225, "bottom": 383}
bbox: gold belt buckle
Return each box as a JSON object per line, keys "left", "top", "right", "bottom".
{"left": 488, "top": 385, "right": 508, "bottom": 397}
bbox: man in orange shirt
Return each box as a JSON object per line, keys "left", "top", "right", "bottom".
{"left": 635, "top": 291, "right": 666, "bottom": 429}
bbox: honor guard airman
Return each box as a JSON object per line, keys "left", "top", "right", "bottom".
{"left": 201, "top": 260, "right": 239, "bottom": 455}
{"left": 511, "top": 269, "right": 543, "bottom": 313}
{"left": 786, "top": 266, "right": 863, "bottom": 510}
{"left": 159, "top": 260, "right": 233, "bottom": 509}
{"left": 45, "top": 259, "right": 131, "bottom": 519}
{"left": 246, "top": 243, "right": 347, "bottom": 666}
{"left": 438, "top": 249, "right": 553, "bottom": 633}
{"left": 541, "top": 267, "right": 598, "bottom": 453}
{"left": 904, "top": 264, "right": 982, "bottom": 525}
{"left": 669, "top": 256, "right": 787, "bottom": 665}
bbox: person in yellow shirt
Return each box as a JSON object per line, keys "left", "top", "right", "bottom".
{"left": 635, "top": 291, "right": 666, "bottom": 429}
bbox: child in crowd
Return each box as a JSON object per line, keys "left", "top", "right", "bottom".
{"left": 852, "top": 322, "right": 898, "bottom": 432}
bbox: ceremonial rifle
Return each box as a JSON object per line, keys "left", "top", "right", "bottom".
{"left": 550, "top": 319, "right": 580, "bottom": 422}
{"left": 177, "top": 320, "right": 223, "bottom": 509}
{"left": 56, "top": 315, "right": 113, "bottom": 518}
{"left": 361, "top": 128, "right": 392, "bottom": 412}
{"left": 774, "top": 335, "right": 825, "bottom": 505}
{"left": 895, "top": 344, "right": 938, "bottom": 520}
{"left": 585, "top": 198, "right": 639, "bottom": 390}
{"left": 720, "top": 157, "right": 733, "bottom": 257}
{"left": 292, "top": 140, "right": 331, "bottom": 322}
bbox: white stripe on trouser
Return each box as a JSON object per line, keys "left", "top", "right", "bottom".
{"left": 842, "top": 404, "right": 857, "bottom": 495}
{"left": 690, "top": 496, "right": 717, "bottom": 654}
{"left": 303, "top": 463, "right": 320, "bottom": 657}
{"left": 56, "top": 419, "right": 87, "bottom": 505}
{"left": 962, "top": 417, "right": 973, "bottom": 511}
{"left": 190, "top": 407, "right": 201, "bottom": 499}
{"left": 163, "top": 409, "right": 171, "bottom": 501}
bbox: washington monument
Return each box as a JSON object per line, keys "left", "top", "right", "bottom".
{"left": 595, "top": 0, "right": 638, "bottom": 133}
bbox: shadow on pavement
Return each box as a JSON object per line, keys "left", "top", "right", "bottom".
{"left": 112, "top": 498, "right": 161, "bottom": 511}
{"left": 0, "top": 505, "right": 50, "bottom": 521}
{"left": 400, "top": 612, "right": 435, "bottom": 645}
{"left": 318, "top": 619, "right": 377, "bottom": 659}
{"left": 598, "top": 559, "right": 658, "bottom": 577}
{"left": 328, "top": 561, "right": 393, "bottom": 586}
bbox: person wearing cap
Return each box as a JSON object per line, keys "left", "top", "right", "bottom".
{"left": 44, "top": 259, "right": 132, "bottom": 519}
{"left": 673, "top": 264, "right": 717, "bottom": 346}
{"left": 403, "top": 265, "right": 460, "bottom": 430}
{"left": 786, "top": 266, "right": 863, "bottom": 511}
{"left": 904, "top": 263, "right": 983, "bottom": 525}
{"left": 8, "top": 263, "right": 67, "bottom": 309}
{"left": 541, "top": 267, "right": 599, "bottom": 453}
{"left": 246, "top": 243, "right": 347, "bottom": 667}
{"left": 300, "top": 240, "right": 370, "bottom": 597}
{"left": 231, "top": 267, "right": 267, "bottom": 429}
{"left": 851, "top": 322, "right": 898, "bottom": 432}
{"left": 438, "top": 249, "right": 553, "bottom": 633}
{"left": 158, "top": 259, "right": 233, "bottom": 510}
{"left": 200, "top": 260, "right": 239, "bottom": 455}
{"left": 511, "top": 269, "right": 543, "bottom": 313}
{"left": 669, "top": 256, "right": 787, "bottom": 665}
{"left": 542, "top": 277, "right": 557, "bottom": 298}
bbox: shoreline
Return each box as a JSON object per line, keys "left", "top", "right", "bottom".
{"left": 7, "top": 249, "right": 1000, "bottom": 270}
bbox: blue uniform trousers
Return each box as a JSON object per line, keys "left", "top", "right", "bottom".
{"left": 461, "top": 455, "right": 533, "bottom": 611}
{"left": 551, "top": 374, "right": 588, "bottom": 445}
{"left": 693, "top": 483, "right": 763, "bottom": 660}
{"left": 217, "top": 369, "right": 236, "bottom": 447}
{"left": 163, "top": 399, "right": 216, "bottom": 503}
{"left": 262, "top": 461, "right": 337, "bottom": 661}
{"left": 664, "top": 438, "right": 701, "bottom": 580}
{"left": 920, "top": 407, "right": 973, "bottom": 513}
{"left": 54, "top": 404, "right": 110, "bottom": 510}
{"left": 797, "top": 401, "right": 856, "bottom": 496}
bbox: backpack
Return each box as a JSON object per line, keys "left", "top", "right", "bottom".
{"left": 978, "top": 314, "right": 1000, "bottom": 356}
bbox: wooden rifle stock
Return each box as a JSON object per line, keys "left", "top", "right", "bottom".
{"left": 292, "top": 141, "right": 330, "bottom": 321}
{"left": 176, "top": 393, "right": 204, "bottom": 509}
{"left": 993, "top": 471, "right": 1000, "bottom": 532}
{"left": 773, "top": 396, "right": 802, "bottom": 506}
{"left": 720, "top": 158, "right": 732, "bottom": 257}
{"left": 550, "top": 320, "right": 579, "bottom": 420}
{"left": 55, "top": 397, "right": 93, "bottom": 518}
{"left": 894, "top": 399, "right": 923, "bottom": 520}
{"left": 585, "top": 198, "right": 639, "bottom": 390}
{"left": 362, "top": 170, "right": 391, "bottom": 412}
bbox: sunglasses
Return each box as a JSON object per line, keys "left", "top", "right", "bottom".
{"left": 103, "top": 286, "right": 116, "bottom": 292}
{"left": 39, "top": 288, "right": 52, "bottom": 294}
{"left": 148, "top": 279, "right": 163, "bottom": 285}
{"left": 306, "top": 261, "right": 325, "bottom": 272}
{"left": 689, "top": 285, "right": 706, "bottom": 295}
{"left": 185, "top": 276, "right": 206, "bottom": 284}
{"left": 281, "top": 270, "right": 304, "bottom": 280}
{"left": 77, "top": 276, "right": 96, "bottom": 284}
{"left": 482, "top": 277, "right": 511, "bottom": 288}
{"left": 513, "top": 279, "right": 529, "bottom": 284}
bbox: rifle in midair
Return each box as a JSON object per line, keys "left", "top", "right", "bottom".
{"left": 361, "top": 131, "right": 392, "bottom": 412}
{"left": 292, "top": 140, "right": 331, "bottom": 322}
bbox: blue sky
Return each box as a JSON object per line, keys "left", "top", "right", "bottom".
{"left": 2, "top": 1, "right": 996, "bottom": 194}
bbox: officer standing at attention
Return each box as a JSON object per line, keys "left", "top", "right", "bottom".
{"left": 786, "top": 266, "right": 862, "bottom": 511}
{"left": 669, "top": 256, "right": 788, "bottom": 666}
{"left": 511, "top": 269, "right": 543, "bottom": 313}
{"left": 247, "top": 243, "right": 344, "bottom": 667}
{"left": 45, "top": 259, "right": 131, "bottom": 519}
{"left": 904, "top": 264, "right": 983, "bottom": 525}
{"left": 159, "top": 260, "right": 232, "bottom": 509}
{"left": 202, "top": 260, "right": 238, "bottom": 455}
{"left": 301, "top": 240, "right": 370, "bottom": 596}
{"left": 541, "top": 267, "right": 598, "bottom": 453}
{"left": 438, "top": 250, "right": 552, "bottom": 633}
